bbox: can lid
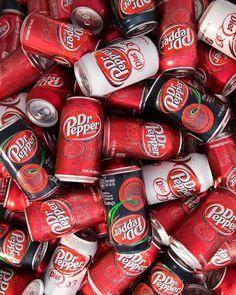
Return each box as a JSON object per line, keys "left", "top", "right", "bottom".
{"left": 222, "top": 73, "right": 236, "bottom": 96}
{"left": 22, "top": 279, "right": 44, "bottom": 295}
{"left": 206, "top": 267, "right": 227, "bottom": 290}
{"left": 0, "top": 0, "right": 26, "bottom": 15}
{"left": 150, "top": 215, "right": 170, "bottom": 246}
{"left": 26, "top": 99, "right": 58, "bottom": 128}
{"left": 183, "top": 284, "right": 213, "bottom": 294}
{"left": 125, "top": 21, "right": 158, "bottom": 38}
{"left": 32, "top": 242, "right": 48, "bottom": 270}
{"left": 163, "top": 67, "right": 196, "bottom": 77}
{"left": 74, "top": 61, "right": 91, "bottom": 97}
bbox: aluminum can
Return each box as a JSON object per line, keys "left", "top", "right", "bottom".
{"left": 0, "top": 178, "right": 9, "bottom": 203}
{"left": 80, "top": 242, "right": 161, "bottom": 295}
{"left": 0, "top": 118, "right": 60, "bottom": 201}
{"left": 110, "top": 0, "right": 157, "bottom": 37}
{"left": 0, "top": 206, "right": 26, "bottom": 226}
{"left": 20, "top": 12, "right": 98, "bottom": 67}
{"left": 195, "top": 41, "right": 236, "bottom": 96}
{"left": 0, "top": 0, "right": 26, "bottom": 14}
{"left": 74, "top": 36, "right": 159, "bottom": 97}
{"left": 71, "top": 0, "right": 110, "bottom": 35}
{"left": 100, "top": 159, "right": 151, "bottom": 254}
{"left": 142, "top": 153, "right": 214, "bottom": 205}
{"left": 23, "top": 279, "right": 44, "bottom": 295}
{"left": 198, "top": 0, "right": 236, "bottom": 61}
{"left": 156, "top": 0, "right": 197, "bottom": 76}
{"left": 0, "top": 48, "right": 43, "bottom": 101}
{"left": 194, "top": 0, "right": 209, "bottom": 23}
{"left": 0, "top": 221, "right": 48, "bottom": 269}
{"left": 24, "top": 186, "right": 105, "bottom": 242}
{"left": 144, "top": 75, "right": 231, "bottom": 142}
{"left": 55, "top": 97, "right": 103, "bottom": 183}
{"left": 26, "top": 65, "right": 74, "bottom": 127}
{"left": 49, "top": 0, "right": 74, "bottom": 22}
{"left": 27, "top": 0, "right": 50, "bottom": 15}
{"left": 183, "top": 284, "right": 212, "bottom": 295}
{"left": 43, "top": 230, "right": 97, "bottom": 295}
{"left": 103, "top": 117, "right": 183, "bottom": 161}
{"left": 170, "top": 188, "right": 236, "bottom": 270}
{"left": 92, "top": 223, "right": 108, "bottom": 238}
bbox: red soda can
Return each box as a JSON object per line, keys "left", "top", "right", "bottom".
{"left": 92, "top": 222, "right": 108, "bottom": 238}
{"left": 195, "top": 41, "right": 236, "bottom": 96}
{"left": 27, "top": 0, "right": 50, "bottom": 15}
{"left": 0, "top": 118, "right": 60, "bottom": 201}
{"left": 0, "top": 178, "right": 9, "bottom": 203}
{"left": 0, "top": 207, "right": 26, "bottom": 226}
{"left": 170, "top": 188, "right": 236, "bottom": 270}
{"left": 206, "top": 266, "right": 236, "bottom": 294}
{"left": 55, "top": 97, "right": 104, "bottom": 183}
{"left": 20, "top": 12, "right": 98, "bottom": 67}
{"left": 49, "top": 0, "right": 74, "bottom": 22}
{"left": 80, "top": 242, "right": 161, "bottom": 295}
{"left": 202, "top": 133, "right": 236, "bottom": 193}
{"left": 0, "top": 48, "right": 43, "bottom": 101}
{"left": 24, "top": 186, "right": 105, "bottom": 241}
{"left": 71, "top": 0, "right": 110, "bottom": 35}
{"left": 103, "top": 117, "right": 183, "bottom": 161}
{"left": 26, "top": 65, "right": 74, "bottom": 127}
{"left": 156, "top": 0, "right": 198, "bottom": 76}
{"left": 194, "top": 0, "right": 209, "bottom": 23}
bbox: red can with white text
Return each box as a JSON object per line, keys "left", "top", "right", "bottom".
{"left": 103, "top": 117, "right": 183, "bottom": 161}
{"left": 20, "top": 12, "right": 98, "bottom": 67}
{"left": 170, "top": 188, "right": 236, "bottom": 270}
{"left": 55, "top": 97, "right": 103, "bottom": 183}
{"left": 49, "top": 0, "right": 74, "bottom": 22}
{"left": 27, "top": 0, "right": 50, "bottom": 14}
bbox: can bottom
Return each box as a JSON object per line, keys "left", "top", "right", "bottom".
{"left": 55, "top": 174, "right": 98, "bottom": 183}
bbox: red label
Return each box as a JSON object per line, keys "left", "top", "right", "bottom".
{"left": 59, "top": 23, "right": 87, "bottom": 51}
{"left": 115, "top": 252, "right": 150, "bottom": 276}
{"left": 153, "top": 177, "right": 170, "bottom": 202}
{"left": 111, "top": 214, "right": 148, "bottom": 245}
{"left": 34, "top": 74, "right": 64, "bottom": 88}
{"left": 208, "top": 47, "right": 229, "bottom": 66}
{"left": 222, "top": 13, "right": 236, "bottom": 37}
{"left": 53, "top": 245, "right": 87, "bottom": 275}
{"left": 151, "top": 265, "right": 184, "bottom": 295}
{"left": 2, "top": 230, "right": 29, "bottom": 265}
{"left": 119, "top": 0, "right": 154, "bottom": 15}
{"left": 181, "top": 195, "right": 201, "bottom": 214}
{"left": 6, "top": 131, "right": 38, "bottom": 164}
{"left": 63, "top": 111, "right": 101, "bottom": 140}
{"left": 225, "top": 166, "right": 236, "bottom": 193}
{"left": 142, "top": 123, "right": 168, "bottom": 158}
{"left": 159, "top": 25, "right": 194, "bottom": 54}
{"left": 95, "top": 48, "right": 131, "bottom": 87}
{"left": 211, "top": 242, "right": 232, "bottom": 267}
{"left": 61, "top": 0, "right": 73, "bottom": 13}
{"left": 0, "top": 20, "right": 10, "bottom": 39}
{"left": 133, "top": 283, "right": 154, "bottom": 295}
{"left": 203, "top": 203, "right": 236, "bottom": 236}
{"left": 159, "top": 79, "right": 189, "bottom": 113}
{"left": 167, "top": 166, "right": 201, "bottom": 198}
{"left": 41, "top": 200, "right": 75, "bottom": 236}
{"left": 0, "top": 268, "right": 14, "bottom": 294}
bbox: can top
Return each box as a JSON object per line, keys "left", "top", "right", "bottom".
{"left": 22, "top": 279, "right": 44, "bottom": 295}
{"left": 183, "top": 284, "right": 213, "bottom": 295}
{"left": 32, "top": 242, "right": 48, "bottom": 270}
{"left": 150, "top": 214, "right": 170, "bottom": 247}
{"left": 66, "top": 95, "right": 101, "bottom": 104}
{"left": 125, "top": 21, "right": 158, "bottom": 38}
{"left": 223, "top": 73, "right": 236, "bottom": 96}
{"left": 206, "top": 267, "right": 227, "bottom": 290}
{"left": 0, "top": 0, "right": 26, "bottom": 15}
{"left": 100, "top": 158, "right": 141, "bottom": 176}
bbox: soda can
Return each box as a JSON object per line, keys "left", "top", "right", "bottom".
{"left": 100, "top": 159, "right": 151, "bottom": 254}
{"left": 103, "top": 117, "right": 183, "bottom": 161}
{"left": 142, "top": 153, "right": 214, "bottom": 205}
{"left": 26, "top": 65, "right": 74, "bottom": 127}
{"left": 0, "top": 221, "right": 48, "bottom": 269}
{"left": 24, "top": 186, "right": 105, "bottom": 242}
{"left": 0, "top": 206, "right": 26, "bottom": 226}
{"left": 0, "top": 118, "right": 60, "bottom": 201}
{"left": 110, "top": 0, "right": 157, "bottom": 37}
{"left": 183, "top": 284, "right": 212, "bottom": 295}
{"left": 170, "top": 188, "right": 236, "bottom": 270}
{"left": 23, "top": 279, "right": 44, "bottom": 295}
{"left": 144, "top": 74, "right": 231, "bottom": 142}
{"left": 27, "top": 0, "right": 50, "bottom": 15}
{"left": 0, "top": 0, "right": 26, "bottom": 15}
{"left": 80, "top": 242, "right": 161, "bottom": 295}
{"left": 92, "top": 223, "right": 108, "bottom": 238}
{"left": 74, "top": 36, "right": 159, "bottom": 97}
{"left": 49, "top": 0, "right": 74, "bottom": 22}
{"left": 71, "top": 0, "right": 110, "bottom": 35}
{"left": 20, "top": 12, "right": 98, "bottom": 67}
{"left": 0, "top": 48, "right": 43, "bottom": 101}
{"left": 55, "top": 97, "right": 103, "bottom": 183}
{"left": 43, "top": 230, "right": 97, "bottom": 295}
{"left": 195, "top": 41, "right": 236, "bottom": 96}
{"left": 198, "top": 0, "right": 236, "bottom": 61}
{"left": 100, "top": 23, "right": 124, "bottom": 47}
{"left": 156, "top": 0, "right": 197, "bottom": 76}
{"left": 0, "top": 178, "right": 9, "bottom": 204}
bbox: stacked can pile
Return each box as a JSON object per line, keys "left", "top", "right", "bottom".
{"left": 0, "top": 0, "right": 235, "bottom": 294}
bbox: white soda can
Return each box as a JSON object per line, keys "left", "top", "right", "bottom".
{"left": 142, "top": 153, "right": 214, "bottom": 205}
{"left": 198, "top": 0, "right": 236, "bottom": 60}
{"left": 43, "top": 230, "right": 97, "bottom": 295}
{"left": 74, "top": 36, "right": 159, "bottom": 97}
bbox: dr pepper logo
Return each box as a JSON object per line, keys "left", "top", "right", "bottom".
{"left": 63, "top": 111, "right": 101, "bottom": 140}
{"left": 159, "top": 79, "right": 189, "bottom": 113}
{"left": 35, "top": 74, "right": 64, "bottom": 88}
{"left": 5, "top": 130, "right": 38, "bottom": 164}
{"left": 0, "top": 268, "right": 14, "bottom": 294}
{"left": 41, "top": 200, "right": 75, "bottom": 236}
{"left": 59, "top": 23, "right": 87, "bottom": 51}
{"left": 61, "top": 0, "right": 73, "bottom": 13}
{"left": 211, "top": 242, "right": 232, "bottom": 267}
{"left": 53, "top": 245, "right": 87, "bottom": 275}
{"left": 203, "top": 203, "right": 236, "bottom": 236}
{"left": 208, "top": 47, "right": 229, "bottom": 66}
{"left": 0, "top": 20, "right": 10, "bottom": 39}
{"left": 151, "top": 265, "right": 184, "bottom": 295}
{"left": 118, "top": 0, "right": 155, "bottom": 16}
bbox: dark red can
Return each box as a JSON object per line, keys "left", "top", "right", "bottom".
{"left": 195, "top": 41, "right": 236, "bottom": 96}
{"left": 71, "top": 0, "right": 110, "bottom": 35}
{"left": 0, "top": 178, "right": 9, "bottom": 204}
{"left": 26, "top": 64, "right": 74, "bottom": 127}
{"left": 24, "top": 186, "right": 106, "bottom": 241}
{"left": 170, "top": 188, "right": 236, "bottom": 270}
{"left": 156, "top": 0, "right": 198, "bottom": 76}
{"left": 0, "top": 163, "right": 9, "bottom": 179}
{"left": 0, "top": 206, "right": 26, "bottom": 226}
{"left": 55, "top": 97, "right": 104, "bottom": 183}
{"left": 100, "top": 23, "right": 124, "bottom": 47}
{"left": 49, "top": 0, "right": 74, "bottom": 22}
{"left": 20, "top": 12, "right": 98, "bottom": 67}
{"left": 103, "top": 117, "right": 183, "bottom": 161}
{"left": 27, "top": 0, "right": 50, "bottom": 14}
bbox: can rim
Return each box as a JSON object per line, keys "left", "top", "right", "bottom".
{"left": 66, "top": 96, "right": 101, "bottom": 104}
{"left": 125, "top": 21, "right": 158, "bottom": 38}
{"left": 22, "top": 279, "right": 44, "bottom": 295}
{"left": 3, "top": 178, "right": 12, "bottom": 208}
{"left": 87, "top": 270, "right": 103, "bottom": 295}
{"left": 222, "top": 72, "right": 236, "bottom": 96}
{"left": 183, "top": 284, "right": 213, "bottom": 295}
{"left": 102, "top": 117, "right": 110, "bottom": 157}
{"left": 55, "top": 174, "right": 98, "bottom": 183}
{"left": 74, "top": 61, "right": 91, "bottom": 97}
{"left": 32, "top": 241, "right": 48, "bottom": 270}
{"left": 177, "top": 129, "right": 183, "bottom": 156}
{"left": 150, "top": 216, "right": 170, "bottom": 246}
{"left": 167, "top": 248, "right": 194, "bottom": 273}
{"left": 100, "top": 165, "right": 141, "bottom": 176}
{"left": 206, "top": 267, "right": 227, "bottom": 290}
{"left": 162, "top": 67, "right": 196, "bottom": 78}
